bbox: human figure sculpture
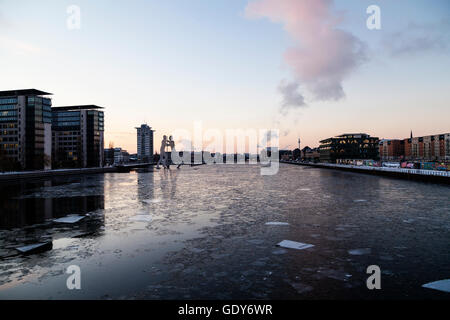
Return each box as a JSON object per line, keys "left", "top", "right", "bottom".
{"left": 156, "top": 135, "right": 169, "bottom": 169}
{"left": 168, "top": 136, "right": 183, "bottom": 169}
{"left": 168, "top": 136, "right": 175, "bottom": 152}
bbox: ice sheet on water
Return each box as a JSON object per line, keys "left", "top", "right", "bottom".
{"left": 16, "top": 242, "right": 52, "bottom": 254}
{"left": 129, "top": 215, "right": 153, "bottom": 222}
{"left": 348, "top": 248, "right": 371, "bottom": 255}
{"left": 422, "top": 279, "right": 450, "bottom": 293}
{"left": 288, "top": 282, "right": 314, "bottom": 294}
{"left": 277, "top": 240, "right": 314, "bottom": 250}
{"left": 143, "top": 199, "right": 162, "bottom": 204}
{"left": 53, "top": 215, "right": 86, "bottom": 224}
{"left": 265, "top": 222, "right": 290, "bottom": 226}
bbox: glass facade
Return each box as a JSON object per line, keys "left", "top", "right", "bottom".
{"left": 25, "top": 96, "right": 52, "bottom": 169}
{"left": 319, "top": 134, "right": 380, "bottom": 163}
{"left": 0, "top": 91, "right": 52, "bottom": 170}
{"left": 52, "top": 111, "right": 81, "bottom": 130}
{"left": 0, "top": 98, "right": 18, "bottom": 105}
{"left": 52, "top": 107, "right": 104, "bottom": 168}
{"left": 0, "top": 96, "right": 19, "bottom": 167}
{"left": 0, "top": 99, "right": 18, "bottom": 122}
{"left": 86, "top": 110, "right": 104, "bottom": 167}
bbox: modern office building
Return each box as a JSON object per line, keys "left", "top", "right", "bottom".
{"left": 319, "top": 133, "right": 380, "bottom": 163}
{"left": 0, "top": 89, "right": 52, "bottom": 170}
{"left": 52, "top": 105, "right": 104, "bottom": 168}
{"left": 136, "top": 124, "right": 154, "bottom": 162}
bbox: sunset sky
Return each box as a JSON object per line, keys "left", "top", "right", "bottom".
{"left": 1, "top": 0, "right": 449, "bottom": 153}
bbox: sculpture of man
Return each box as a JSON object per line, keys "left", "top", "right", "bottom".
{"left": 156, "top": 135, "right": 169, "bottom": 169}
{"left": 168, "top": 136, "right": 175, "bottom": 152}
{"left": 168, "top": 136, "right": 182, "bottom": 169}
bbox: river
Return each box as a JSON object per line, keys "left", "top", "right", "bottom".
{"left": 0, "top": 164, "right": 449, "bottom": 299}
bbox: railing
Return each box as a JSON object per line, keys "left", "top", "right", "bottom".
{"left": 310, "top": 163, "right": 450, "bottom": 177}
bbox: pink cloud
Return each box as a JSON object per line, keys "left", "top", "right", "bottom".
{"left": 246, "top": 0, "right": 367, "bottom": 102}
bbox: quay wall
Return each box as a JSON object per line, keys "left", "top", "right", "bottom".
{"left": 281, "top": 161, "right": 450, "bottom": 184}
{"left": 0, "top": 167, "right": 118, "bottom": 182}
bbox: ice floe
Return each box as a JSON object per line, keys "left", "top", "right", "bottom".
{"left": 143, "top": 199, "right": 162, "bottom": 204}
{"left": 53, "top": 215, "right": 86, "bottom": 224}
{"left": 277, "top": 240, "right": 314, "bottom": 250}
{"left": 422, "top": 279, "right": 450, "bottom": 293}
{"left": 265, "top": 222, "right": 290, "bottom": 226}
{"left": 288, "top": 282, "right": 313, "bottom": 294}
{"left": 348, "top": 248, "right": 372, "bottom": 255}
{"left": 16, "top": 242, "right": 53, "bottom": 254}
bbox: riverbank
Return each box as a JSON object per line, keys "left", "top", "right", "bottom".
{"left": 281, "top": 161, "right": 450, "bottom": 184}
{"left": 0, "top": 167, "right": 117, "bottom": 182}
{"left": 0, "top": 162, "right": 207, "bottom": 181}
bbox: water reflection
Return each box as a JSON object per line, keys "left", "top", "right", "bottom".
{"left": 159, "top": 169, "right": 178, "bottom": 200}
{"left": 0, "top": 175, "right": 105, "bottom": 260}
{"left": 137, "top": 169, "right": 155, "bottom": 202}
{"left": 0, "top": 176, "right": 104, "bottom": 229}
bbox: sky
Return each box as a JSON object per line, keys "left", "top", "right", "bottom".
{"left": 0, "top": 0, "right": 449, "bottom": 153}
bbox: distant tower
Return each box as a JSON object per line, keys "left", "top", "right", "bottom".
{"left": 298, "top": 138, "right": 301, "bottom": 150}
{"left": 136, "top": 124, "right": 154, "bottom": 162}
{"left": 410, "top": 130, "right": 413, "bottom": 139}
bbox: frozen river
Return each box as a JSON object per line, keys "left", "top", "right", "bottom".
{"left": 0, "top": 164, "right": 449, "bottom": 299}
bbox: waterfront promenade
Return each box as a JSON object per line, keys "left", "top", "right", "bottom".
{"left": 281, "top": 161, "right": 450, "bottom": 184}
{"left": 2, "top": 161, "right": 449, "bottom": 184}
{"left": 0, "top": 162, "right": 204, "bottom": 181}
{"left": 0, "top": 167, "right": 117, "bottom": 182}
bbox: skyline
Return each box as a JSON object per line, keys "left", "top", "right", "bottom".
{"left": 1, "top": 0, "right": 449, "bottom": 153}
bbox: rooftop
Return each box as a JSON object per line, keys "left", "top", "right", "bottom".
{"left": 319, "top": 133, "right": 379, "bottom": 143}
{"left": 135, "top": 124, "right": 155, "bottom": 130}
{"left": 0, "top": 89, "right": 52, "bottom": 97}
{"left": 336, "top": 133, "right": 370, "bottom": 137}
{"left": 52, "top": 105, "right": 104, "bottom": 111}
